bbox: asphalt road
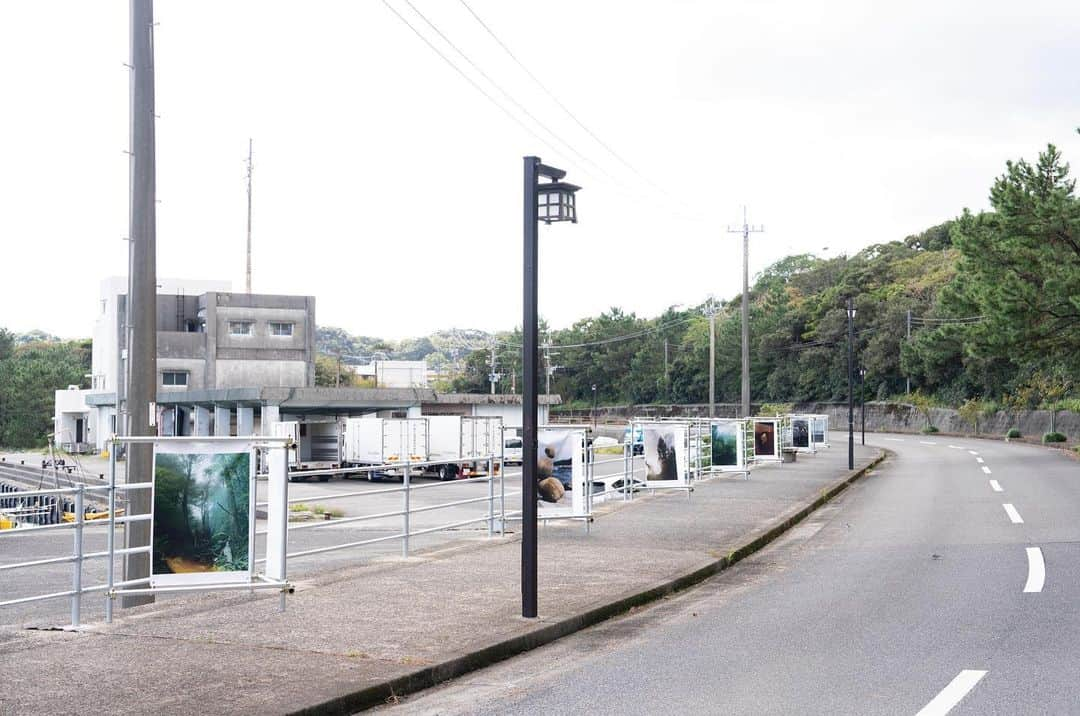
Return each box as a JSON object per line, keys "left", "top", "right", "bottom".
{"left": 385, "top": 434, "right": 1080, "bottom": 715}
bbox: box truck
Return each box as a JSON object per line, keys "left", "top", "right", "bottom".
{"left": 424, "top": 416, "right": 503, "bottom": 480}
{"left": 342, "top": 417, "right": 428, "bottom": 480}
{"left": 271, "top": 420, "right": 342, "bottom": 481}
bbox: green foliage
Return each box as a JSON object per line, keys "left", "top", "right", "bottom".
{"left": 1006, "top": 428, "right": 1022, "bottom": 439}
{"left": 921, "top": 425, "right": 940, "bottom": 434}
{"left": 1044, "top": 432, "right": 1066, "bottom": 443}
{"left": 0, "top": 335, "right": 91, "bottom": 448}
{"left": 314, "top": 354, "right": 360, "bottom": 388}
{"left": 907, "top": 391, "right": 936, "bottom": 428}
{"left": 758, "top": 402, "right": 794, "bottom": 416}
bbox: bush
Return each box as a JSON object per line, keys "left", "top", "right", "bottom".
{"left": 921, "top": 425, "right": 940, "bottom": 434}
{"left": 1043, "top": 432, "right": 1067, "bottom": 443}
{"left": 1006, "top": 428, "right": 1022, "bottom": 439}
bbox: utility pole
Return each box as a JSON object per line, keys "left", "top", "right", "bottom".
{"left": 335, "top": 353, "right": 341, "bottom": 388}
{"left": 542, "top": 341, "right": 552, "bottom": 395}
{"left": 123, "top": 0, "right": 158, "bottom": 608}
{"left": 905, "top": 309, "right": 912, "bottom": 394}
{"left": 704, "top": 297, "right": 717, "bottom": 418}
{"left": 245, "top": 138, "right": 253, "bottom": 294}
{"left": 727, "top": 207, "right": 764, "bottom": 418}
{"left": 488, "top": 341, "right": 498, "bottom": 394}
{"left": 663, "top": 338, "right": 670, "bottom": 400}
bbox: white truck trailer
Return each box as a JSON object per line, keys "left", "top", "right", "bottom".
{"left": 271, "top": 420, "right": 342, "bottom": 481}
{"left": 342, "top": 417, "right": 428, "bottom": 480}
{"left": 424, "top": 415, "right": 503, "bottom": 480}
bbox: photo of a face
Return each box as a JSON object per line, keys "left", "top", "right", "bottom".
{"left": 711, "top": 423, "right": 738, "bottom": 466}
{"left": 754, "top": 421, "right": 776, "bottom": 456}
{"left": 792, "top": 418, "right": 809, "bottom": 448}
{"left": 644, "top": 428, "right": 678, "bottom": 481}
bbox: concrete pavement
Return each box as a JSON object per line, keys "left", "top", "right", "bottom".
{"left": 0, "top": 439, "right": 880, "bottom": 715}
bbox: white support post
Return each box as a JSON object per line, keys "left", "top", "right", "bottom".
{"left": 71, "top": 484, "right": 85, "bottom": 628}
{"left": 487, "top": 457, "right": 495, "bottom": 537}
{"left": 194, "top": 406, "right": 211, "bottom": 436}
{"left": 261, "top": 405, "right": 280, "bottom": 435}
{"left": 213, "top": 405, "right": 231, "bottom": 436}
{"left": 236, "top": 405, "right": 254, "bottom": 436}
{"left": 402, "top": 463, "right": 410, "bottom": 558}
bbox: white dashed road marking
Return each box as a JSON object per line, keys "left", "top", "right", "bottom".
{"left": 968, "top": 450, "right": 979, "bottom": 456}
{"left": 1003, "top": 503, "right": 1024, "bottom": 524}
{"left": 919, "top": 441, "right": 938, "bottom": 446}
{"left": 948, "top": 445, "right": 963, "bottom": 449}
{"left": 981, "top": 465, "right": 992, "bottom": 474}
{"left": 989, "top": 480, "right": 1002, "bottom": 492}
{"left": 916, "top": 670, "right": 988, "bottom": 716}
{"left": 1024, "top": 547, "right": 1045, "bottom": 593}
{"left": 976, "top": 457, "right": 985, "bottom": 464}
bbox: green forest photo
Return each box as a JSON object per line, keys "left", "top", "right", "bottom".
{"left": 711, "top": 424, "right": 738, "bottom": 466}
{"left": 153, "top": 451, "right": 251, "bottom": 575}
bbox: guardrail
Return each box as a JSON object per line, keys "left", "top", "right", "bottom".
{"left": 253, "top": 455, "right": 504, "bottom": 564}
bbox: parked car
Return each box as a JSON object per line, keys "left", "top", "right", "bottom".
{"left": 503, "top": 436, "right": 523, "bottom": 465}
{"left": 623, "top": 425, "right": 644, "bottom": 455}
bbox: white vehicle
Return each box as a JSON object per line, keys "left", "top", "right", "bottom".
{"left": 424, "top": 416, "right": 503, "bottom": 480}
{"left": 503, "top": 435, "right": 523, "bottom": 465}
{"left": 271, "top": 420, "right": 341, "bottom": 481}
{"left": 343, "top": 417, "right": 428, "bottom": 480}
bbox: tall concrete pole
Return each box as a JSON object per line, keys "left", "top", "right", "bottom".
{"left": 245, "top": 138, "right": 253, "bottom": 294}
{"left": 123, "top": 0, "right": 157, "bottom": 607}
{"left": 728, "top": 208, "right": 763, "bottom": 418}
{"left": 707, "top": 300, "right": 716, "bottom": 418}
{"left": 521, "top": 156, "right": 540, "bottom": 618}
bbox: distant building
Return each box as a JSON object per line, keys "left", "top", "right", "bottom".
{"left": 349, "top": 360, "right": 428, "bottom": 388}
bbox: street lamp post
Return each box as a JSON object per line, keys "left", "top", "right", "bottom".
{"left": 591, "top": 384, "right": 598, "bottom": 431}
{"left": 859, "top": 367, "right": 867, "bottom": 445}
{"left": 522, "top": 156, "right": 580, "bottom": 619}
{"left": 846, "top": 298, "right": 856, "bottom": 470}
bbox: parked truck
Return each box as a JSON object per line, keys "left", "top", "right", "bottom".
{"left": 271, "top": 420, "right": 341, "bottom": 481}
{"left": 424, "top": 415, "right": 503, "bottom": 480}
{"left": 342, "top": 417, "right": 428, "bottom": 480}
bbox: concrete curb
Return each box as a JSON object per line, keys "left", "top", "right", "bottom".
{"left": 291, "top": 449, "right": 887, "bottom": 715}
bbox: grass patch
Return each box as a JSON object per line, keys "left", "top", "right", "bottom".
{"left": 920, "top": 425, "right": 940, "bottom": 434}
{"left": 594, "top": 445, "right": 624, "bottom": 455}
{"left": 289, "top": 503, "right": 309, "bottom": 512}
{"left": 289, "top": 503, "right": 344, "bottom": 517}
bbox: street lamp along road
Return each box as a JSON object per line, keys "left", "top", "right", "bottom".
{"left": 846, "top": 299, "right": 857, "bottom": 470}
{"left": 522, "top": 156, "right": 580, "bottom": 619}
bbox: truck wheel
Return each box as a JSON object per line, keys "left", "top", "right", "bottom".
{"left": 317, "top": 475, "right": 330, "bottom": 482}
{"left": 437, "top": 465, "right": 450, "bottom": 481}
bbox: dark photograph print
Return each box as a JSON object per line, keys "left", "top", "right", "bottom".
{"left": 754, "top": 421, "right": 776, "bottom": 457}
{"left": 537, "top": 431, "right": 575, "bottom": 503}
{"left": 711, "top": 423, "right": 738, "bottom": 466}
{"left": 792, "top": 418, "right": 809, "bottom": 448}
{"left": 812, "top": 418, "right": 826, "bottom": 444}
{"left": 644, "top": 427, "right": 678, "bottom": 481}
{"left": 153, "top": 451, "right": 251, "bottom": 575}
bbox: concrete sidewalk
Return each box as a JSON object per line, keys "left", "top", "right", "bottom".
{"left": 0, "top": 441, "right": 882, "bottom": 715}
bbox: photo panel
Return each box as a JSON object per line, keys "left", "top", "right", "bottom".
{"left": 710, "top": 421, "right": 741, "bottom": 469}
{"left": 537, "top": 428, "right": 586, "bottom": 517}
{"left": 152, "top": 440, "right": 255, "bottom": 587}
{"left": 791, "top": 417, "right": 810, "bottom": 449}
{"left": 753, "top": 420, "right": 779, "bottom": 459}
{"left": 641, "top": 422, "right": 689, "bottom": 486}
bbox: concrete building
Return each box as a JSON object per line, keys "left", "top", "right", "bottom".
{"left": 56, "top": 278, "right": 559, "bottom": 453}
{"left": 349, "top": 360, "right": 428, "bottom": 388}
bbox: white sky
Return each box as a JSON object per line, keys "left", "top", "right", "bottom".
{"left": 1, "top": 0, "right": 1077, "bottom": 340}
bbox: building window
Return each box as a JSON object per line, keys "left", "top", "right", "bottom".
{"left": 162, "top": 371, "right": 188, "bottom": 386}
{"left": 229, "top": 320, "right": 254, "bottom": 336}
{"left": 269, "top": 321, "right": 294, "bottom": 337}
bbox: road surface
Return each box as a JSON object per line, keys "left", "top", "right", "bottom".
{"left": 386, "top": 434, "right": 1080, "bottom": 715}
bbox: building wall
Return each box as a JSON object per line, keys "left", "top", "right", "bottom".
{"left": 215, "top": 360, "right": 309, "bottom": 389}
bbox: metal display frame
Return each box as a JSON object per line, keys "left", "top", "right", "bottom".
{"left": 630, "top": 419, "right": 693, "bottom": 497}
{"left": 787, "top": 414, "right": 817, "bottom": 454}
{"left": 750, "top": 417, "right": 787, "bottom": 463}
{"left": 810, "top": 414, "right": 831, "bottom": 448}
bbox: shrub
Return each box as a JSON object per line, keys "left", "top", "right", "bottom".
{"left": 921, "top": 425, "right": 940, "bottom": 434}
{"left": 1043, "top": 432, "right": 1067, "bottom": 443}
{"left": 1006, "top": 428, "right": 1022, "bottom": 439}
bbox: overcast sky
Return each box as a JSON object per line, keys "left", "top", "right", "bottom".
{"left": 1, "top": 0, "right": 1077, "bottom": 340}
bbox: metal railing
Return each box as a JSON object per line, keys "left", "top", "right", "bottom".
{"left": 252, "top": 455, "right": 505, "bottom": 564}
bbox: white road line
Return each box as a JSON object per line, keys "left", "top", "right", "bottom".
{"left": 1003, "top": 503, "right": 1024, "bottom": 524}
{"left": 884, "top": 438, "right": 905, "bottom": 442}
{"left": 948, "top": 445, "right": 963, "bottom": 449}
{"left": 916, "top": 670, "right": 987, "bottom": 716}
{"left": 968, "top": 450, "right": 979, "bottom": 456}
{"left": 989, "top": 480, "right": 1002, "bottom": 492}
{"left": 919, "top": 441, "right": 938, "bottom": 445}
{"left": 976, "top": 457, "right": 985, "bottom": 463}
{"left": 1024, "top": 547, "right": 1045, "bottom": 593}
{"left": 981, "top": 465, "right": 992, "bottom": 474}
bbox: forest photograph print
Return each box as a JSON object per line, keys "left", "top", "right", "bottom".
{"left": 153, "top": 450, "right": 251, "bottom": 575}
{"left": 711, "top": 423, "right": 738, "bottom": 466}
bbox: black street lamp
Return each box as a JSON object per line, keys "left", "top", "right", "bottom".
{"left": 859, "top": 367, "right": 867, "bottom": 446}
{"left": 846, "top": 298, "right": 856, "bottom": 470}
{"left": 591, "top": 384, "right": 598, "bottom": 431}
{"left": 522, "top": 156, "right": 580, "bottom": 619}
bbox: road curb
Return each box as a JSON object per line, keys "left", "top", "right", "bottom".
{"left": 291, "top": 449, "right": 887, "bottom": 715}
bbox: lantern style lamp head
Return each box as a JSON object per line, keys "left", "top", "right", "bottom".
{"left": 538, "top": 180, "right": 581, "bottom": 224}
{"left": 846, "top": 305, "right": 857, "bottom": 319}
